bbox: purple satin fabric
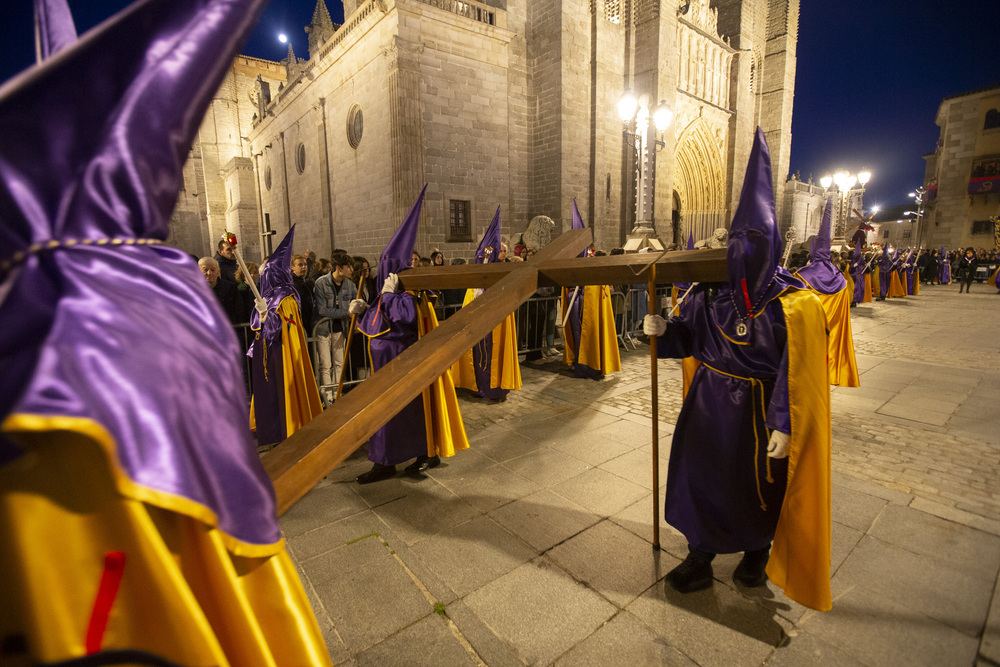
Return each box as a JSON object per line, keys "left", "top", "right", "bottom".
{"left": 471, "top": 333, "right": 507, "bottom": 400}
{"left": 358, "top": 292, "right": 427, "bottom": 465}
{"left": 34, "top": 0, "right": 78, "bottom": 61}
{"left": 251, "top": 305, "right": 287, "bottom": 447}
{"left": 655, "top": 286, "right": 791, "bottom": 553}
{"left": 0, "top": 0, "right": 278, "bottom": 546}
{"left": 797, "top": 261, "right": 847, "bottom": 296}
{"left": 566, "top": 287, "right": 601, "bottom": 380}
{"left": 852, "top": 266, "right": 866, "bottom": 303}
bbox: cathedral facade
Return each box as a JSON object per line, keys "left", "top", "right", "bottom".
{"left": 171, "top": 0, "right": 798, "bottom": 262}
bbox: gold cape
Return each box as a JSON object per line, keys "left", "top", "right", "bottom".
{"left": 911, "top": 270, "right": 920, "bottom": 295}
{"left": 671, "top": 285, "right": 701, "bottom": 399}
{"left": 766, "top": 289, "right": 833, "bottom": 612}
{"left": 865, "top": 271, "right": 874, "bottom": 302}
{"left": 416, "top": 293, "right": 471, "bottom": 458}
{"left": 250, "top": 296, "right": 323, "bottom": 437}
{"left": 451, "top": 288, "right": 522, "bottom": 393}
{"left": 796, "top": 274, "right": 860, "bottom": 388}
{"left": 1, "top": 415, "right": 330, "bottom": 665}
{"left": 889, "top": 270, "right": 907, "bottom": 298}
{"left": 562, "top": 285, "right": 621, "bottom": 375}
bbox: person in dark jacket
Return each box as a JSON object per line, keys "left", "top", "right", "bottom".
{"left": 213, "top": 239, "right": 238, "bottom": 283}
{"left": 290, "top": 253, "right": 315, "bottom": 332}
{"left": 199, "top": 256, "right": 240, "bottom": 324}
{"left": 957, "top": 248, "right": 978, "bottom": 293}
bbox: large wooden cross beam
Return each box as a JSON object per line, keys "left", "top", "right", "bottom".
{"left": 261, "top": 232, "right": 727, "bottom": 515}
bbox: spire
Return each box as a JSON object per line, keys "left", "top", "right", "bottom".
{"left": 306, "top": 0, "right": 336, "bottom": 60}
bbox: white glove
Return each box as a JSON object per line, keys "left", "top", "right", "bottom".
{"left": 767, "top": 431, "right": 790, "bottom": 459}
{"left": 473, "top": 288, "right": 484, "bottom": 299}
{"left": 348, "top": 299, "right": 368, "bottom": 315}
{"left": 643, "top": 314, "right": 666, "bottom": 337}
{"left": 382, "top": 273, "right": 400, "bottom": 294}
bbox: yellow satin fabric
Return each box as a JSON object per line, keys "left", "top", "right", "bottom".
{"left": 767, "top": 290, "right": 833, "bottom": 612}
{"left": 912, "top": 270, "right": 920, "bottom": 295}
{"left": 796, "top": 274, "right": 860, "bottom": 388}
{"left": 671, "top": 285, "right": 701, "bottom": 399}
{"left": 843, "top": 267, "right": 854, "bottom": 298}
{"left": 416, "top": 293, "right": 471, "bottom": 459}
{"left": 0, "top": 418, "right": 330, "bottom": 665}
{"left": 990, "top": 266, "right": 1000, "bottom": 285}
{"left": 250, "top": 296, "right": 323, "bottom": 436}
{"left": 864, "top": 273, "right": 873, "bottom": 302}
{"left": 562, "top": 285, "right": 621, "bottom": 375}
{"left": 451, "top": 289, "right": 522, "bottom": 392}
{"left": 889, "top": 271, "right": 907, "bottom": 298}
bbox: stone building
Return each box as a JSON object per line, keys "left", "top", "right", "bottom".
{"left": 170, "top": 0, "right": 799, "bottom": 262}
{"left": 779, "top": 174, "right": 869, "bottom": 253}
{"left": 921, "top": 84, "right": 1000, "bottom": 251}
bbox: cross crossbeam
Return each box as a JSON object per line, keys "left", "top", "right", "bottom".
{"left": 262, "top": 233, "right": 728, "bottom": 515}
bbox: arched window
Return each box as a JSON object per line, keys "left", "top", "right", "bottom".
{"left": 985, "top": 109, "right": 1000, "bottom": 131}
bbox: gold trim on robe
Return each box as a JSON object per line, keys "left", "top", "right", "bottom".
{"left": 1, "top": 416, "right": 331, "bottom": 665}
{"left": 766, "top": 289, "right": 833, "bottom": 612}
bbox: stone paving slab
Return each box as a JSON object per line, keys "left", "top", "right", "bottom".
{"left": 278, "top": 287, "right": 1000, "bottom": 665}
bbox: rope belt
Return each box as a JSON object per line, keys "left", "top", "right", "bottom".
{"left": 701, "top": 361, "right": 775, "bottom": 511}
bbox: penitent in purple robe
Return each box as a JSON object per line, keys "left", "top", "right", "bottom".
{"left": 851, "top": 236, "right": 866, "bottom": 303}
{"left": 468, "top": 206, "right": 508, "bottom": 400}
{"left": 359, "top": 292, "right": 429, "bottom": 465}
{"left": 879, "top": 250, "right": 892, "bottom": 297}
{"left": 657, "top": 289, "right": 793, "bottom": 553}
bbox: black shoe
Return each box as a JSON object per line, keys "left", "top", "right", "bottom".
{"left": 733, "top": 547, "right": 770, "bottom": 587}
{"left": 356, "top": 463, "right": 396, "bottom": 484}
{"left": 404, "top": 455, "right": 441, "bottom": 474}
{"left": 665, "top": 551, "right": 714, "bottom": 593}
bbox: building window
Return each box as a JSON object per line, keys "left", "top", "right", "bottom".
{"left": 264, "top": 165, "right": 272, "bottom": 191}
{"left": 985, "top": 109, "right": 1000, "bottom": 131}
{"left": 347, "top": 105, "right": 363, "bottom": 149}
{"left": 902, "top": 229, "right": 912, "bottom": 239}
{"left": 295, "top": 143, "right": 306, "bottom": 174}
{"left": 971, "top": 220, "right": 993, "bottom": 235}
{"left": 883, "top": 229, "right": 889, "bottom": 239}
{"left": 605, "top": 0, "right": 621, "bottom": 24}
{"left": 448, "top": 200, "right": 472, "bottom": 242}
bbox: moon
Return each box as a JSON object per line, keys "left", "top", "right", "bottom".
{"left": 278, "top": 33, "right": 287, "bottom": 43}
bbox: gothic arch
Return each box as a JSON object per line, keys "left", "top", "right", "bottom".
{"left": 673, "top": 118, "right": 727, "bottom": 244}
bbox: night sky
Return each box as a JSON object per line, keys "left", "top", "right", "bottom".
{"left": 3, "top": 0, "right": 998, "bottom": 211}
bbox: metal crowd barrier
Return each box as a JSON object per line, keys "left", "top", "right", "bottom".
{"left": 232, "top": 284, "right": 682, "bottom": 404}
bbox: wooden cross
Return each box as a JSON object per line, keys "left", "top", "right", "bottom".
{"left": 261, "top": 229, "right": 726, "bottom": 516}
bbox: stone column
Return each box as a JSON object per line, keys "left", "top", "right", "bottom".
{"left": 386, "top": 35, "right": 426, "bottom": 231}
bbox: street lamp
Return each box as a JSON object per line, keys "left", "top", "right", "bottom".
{"left": 619, "top": 90, "right": 672, "bottom": 251}
{"left": 908, "top": 187, "right": 927, "bottom": 249}
{"left": 820, "top": 169, "right": 871, "bottom": 240}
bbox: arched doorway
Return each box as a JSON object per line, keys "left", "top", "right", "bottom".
{"left": 673, "top": 118, "right": 727, "bottom": 244}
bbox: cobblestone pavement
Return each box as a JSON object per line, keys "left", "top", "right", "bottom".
{"left": 280, "top": 282, "right": 1000, "bottom": 666}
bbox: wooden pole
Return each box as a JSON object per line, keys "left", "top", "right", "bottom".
{"left": 334, "top": 313, "right": 357, "bottom": 401}
{"left": 649, "top": 265, "right": 660, "bottom": 550}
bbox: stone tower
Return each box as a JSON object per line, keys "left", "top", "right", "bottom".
{"left": 305, "top": 0, "right": 336, "bottom": 60}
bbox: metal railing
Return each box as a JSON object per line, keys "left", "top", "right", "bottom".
{"left": 232, "top": 285, "right": 683, "bottom": 404}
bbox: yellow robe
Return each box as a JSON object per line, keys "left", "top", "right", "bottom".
{"left": 766, "top": 289, "right": 833, "bottom": 612}
{"left": 1, "top": 415, "right": 330, "bottom": 665}
{"left": 796, "top": 274, "right": 860, "bottom": 388}
{"left": 416, "top": 293, "right": 471, "bottom": 459}
{"left": 562, "top": 285, "right": 621, "bottom": 376}
{"left": 451, "top": 288, "right": 522, "bottom": 393}
{"left": 889, "top": 270, "right": 907, "bottom": 298}
{"left": 250, "top": 296, "right": 323, "bottom": 438}
{"left": 863, "top": 273, "right": 873, "bottom": 303}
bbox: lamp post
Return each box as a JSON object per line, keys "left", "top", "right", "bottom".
{"left": 618, "top": 90, "right": 673, "bottom": 251}
{"left": 820, "top": 169, "right": 871, "bottom": 242}
{"left": 907, "top": 186, "right": 927, "bottom": 250}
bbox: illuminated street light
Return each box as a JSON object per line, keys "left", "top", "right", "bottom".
{"left": 821, "top": 169, "right": 870, "bottom": 239}
{"left": 619, "top": 91, "right": 673, "bottom": 251}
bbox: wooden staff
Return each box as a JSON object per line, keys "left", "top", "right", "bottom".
{"left": 334, "top": 313, "right": 357, "bottom": 401}
{"left": 648, "top": 265, "right": 660, "bottom": 551}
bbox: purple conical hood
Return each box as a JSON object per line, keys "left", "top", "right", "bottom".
{"left": 476, "top": 206, "right": 501, "bottom": 264}
{"left": 571, "top": 199, "right": 588, "bottom": 257}
{"left": 686, "top": 232, "right": 695, "bottom": 251}
{"left": 726, "top": 128, "right": 789, "bottom": 316}
{"left": 254, "top": 224, "right": 298, "bottom": 319}
{"left": 810, "top": 198, "right": 833, "bottom": 263}
{"left": 378, "top": 185, "right": 427, "bottom": 283}
{"left": 798, "top": 197, "right": 846, "bottom": 295}
{"left": 35, "top": 0, "right": 78, "bottom": 62}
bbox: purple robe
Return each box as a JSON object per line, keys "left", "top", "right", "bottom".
{"left": 879, "top": 252, "right": 892, "bottom": 297}
{"left": 565, "top": 287, "right": 601, "bottom": 380}
{"left": 940, "top": 258, "right": 951, "bottom": 284}
{"left": 357, "top": 291, "right": 428, "bottom": 465}
{"left": 657, "top": 286, "right": 791, "bottom": 554}
{"left": 471, "top": 330, "right": 507, "bottom": 400}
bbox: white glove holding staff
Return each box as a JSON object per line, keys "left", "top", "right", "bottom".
{"left": 382, "top": 273, "right": 400, "bottom": 294}
{"left": 348, "top": 299, "right": 368, "bottom": 315}
{"left": 767, "top": 430, "right": 790, "bottom": 459}
{"left": 643, "top": 314, "right": 666, "bottom": 337}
